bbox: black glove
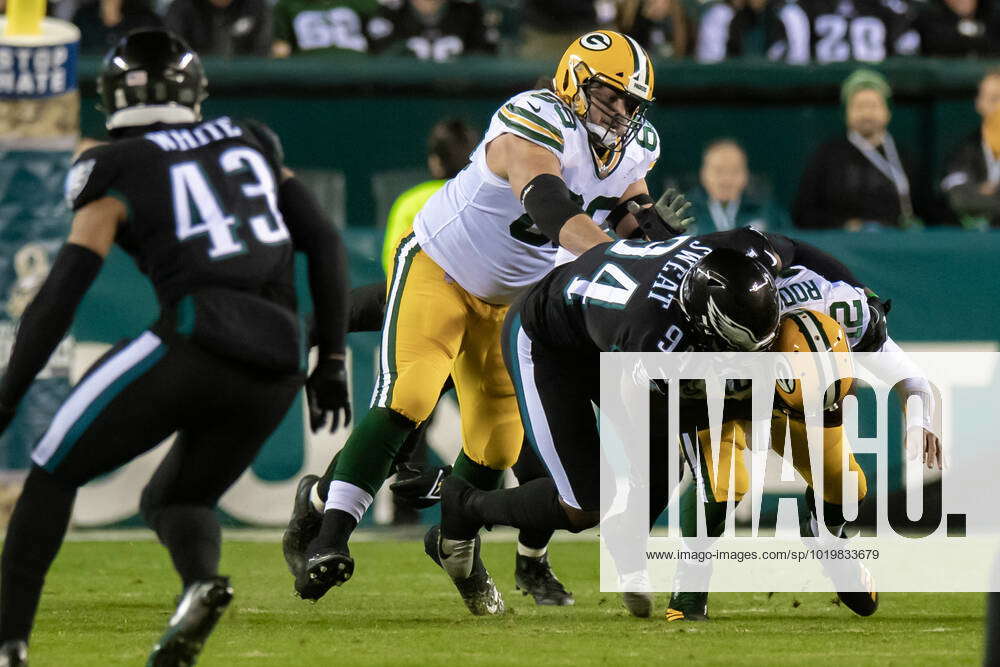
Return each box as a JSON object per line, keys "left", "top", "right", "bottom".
{"left": 855, "top": 295, "right": 892, "bottom": 352}
{"left": 306, "top": 356, "right": 351, "bottom": 433}
{"left": 628, "top": 188, "right": 695, "bottom": 241}
{"left": 389, "top": 463, "right": 451, "bottom": 509}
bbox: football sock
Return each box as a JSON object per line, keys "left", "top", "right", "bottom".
{"left": 803, "top": 487, "right": 847, "bottom": 538}
{"left": 149, "top": 505, "right": 221, "bottom": 587}
{"left": 466, "top": 478, "right": 575, "bottom": 534}
{"left": 452, "top": 450, "right": 504, "bottom": 491}
{"left": 517, "top": 542, "right": 547, "bottom": 558}
{"left": 308, "top": 509, "right": 358, "bottom": 554}
{"left": 328, "top": 407, "right": 415, "bottom": 496}
{"left": 680, "top": 490, "right": 728, "bottom": 538}
{"left": 0, "top": 467, "right": 76, "bottom": 642}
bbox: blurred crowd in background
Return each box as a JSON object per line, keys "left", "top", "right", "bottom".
{"left": 8, "top": 0, "right": 1000, "bottom": 233}
{"left": 14, "top": 0, "right": 997, "bottom": 63}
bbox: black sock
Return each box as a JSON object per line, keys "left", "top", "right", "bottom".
{"left": 467, "top": 479, "right": 575, "bottom": 535}
{"left": 0, "top": 467, "right": 76, "bottom": 642}
{"left": 307, "top": 509, "right": 358, "bottom": 554}
{"left": 517, "top": 529, "right": 554, "bottom": 551}
{"left": 804, "top": 487, "right": 847, "bottom": 537}
{"left": 149, "top": 505, "right": 221, "bottom": 588}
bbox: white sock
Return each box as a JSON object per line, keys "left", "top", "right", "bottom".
{"left": 517, "top": 542, "right": 547, "bottom": 558}
{"left": 309, "top": 481, "right": 325, "bottom": 514}
{"left": 325, "top": 481, "right": 374, "bottom": 523}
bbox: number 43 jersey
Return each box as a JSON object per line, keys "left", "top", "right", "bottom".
{"left": 413, "top": 88, "right": 660, "bottom": 306}
{"left": 66, "top": 116, "right": 295, "bottom": 308}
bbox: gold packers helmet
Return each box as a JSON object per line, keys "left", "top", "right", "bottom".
{"left": 775, "top": 309, "right": 854, "bottom": 413}
{"left": 553, "top": 30, "right": 654, "bottom": 152}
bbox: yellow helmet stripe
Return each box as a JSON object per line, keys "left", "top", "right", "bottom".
{"left": 497, "top": 108, "right": 563, "bottom": 152}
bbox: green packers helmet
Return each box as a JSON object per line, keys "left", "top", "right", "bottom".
{"left": 553, "top": 30, "right": 655, "bottom": 153}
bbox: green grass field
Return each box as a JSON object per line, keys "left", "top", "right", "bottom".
{"left": 25, "top": 536, "right": 986, "bottom": 666}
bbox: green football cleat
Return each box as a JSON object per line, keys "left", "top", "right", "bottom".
{"left": 147, "top": 577, "right": 233, "bottom": 667}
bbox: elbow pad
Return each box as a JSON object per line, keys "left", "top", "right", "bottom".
{"left": 520, "top": 174, "right": 586, "bottom": 244}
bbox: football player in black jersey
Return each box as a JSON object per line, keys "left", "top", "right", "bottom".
{"left": 0, "top": 29, "right": 350, "bottom": 666}
{"left": 425, "top": 226, "right": 877, "bottom": 615}
{"left": 425, "top": 232, "right": 781, "bottom": 615}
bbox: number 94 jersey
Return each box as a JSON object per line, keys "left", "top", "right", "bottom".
{"left": 413, "top": 88, "right": 660, "bottom": 306}
{"left": 65, "top": 116, "right": 294, "bottom": 307}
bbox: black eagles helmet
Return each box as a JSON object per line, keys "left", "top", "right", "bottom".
{"left": 679, "top": 248, "right": 780, "bottom": 352}
{"left": 98, "top": 29, "right": 208, "bottom": 129}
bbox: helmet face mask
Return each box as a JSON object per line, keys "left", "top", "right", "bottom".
{"left": 554, "top": 31, "right": 655, "bottom": 156}
{"left": 98, "top": 29, "right": 208, "bottom": 131}
{"left": 581, "top": 78, "right": 650, "bottom": 152}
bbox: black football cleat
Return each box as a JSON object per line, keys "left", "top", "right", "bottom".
{"left": 665, "top": 591, "right": 710, "bottom": 622}
{"left": 424, "top": 525, "right": 504, "bottom": 616}
{"left": 0, "top": 640, "right": 27, "bottom": 667}
{"left": 515, "top": 554, "right": 574, "bottom": 606}
{"left": 147, "top": 576, "right": 233, "bottom": 667}
{"left": 282, "top": 474, "right": 322, "bottom": 577}
{"left": 295, "top": 549, "right": 354, "bottom": 602}
{"left": 827, "top": 560, "right": 879, "bottom": 617}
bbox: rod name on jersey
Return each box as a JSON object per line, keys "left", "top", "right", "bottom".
{"left": 144, "top": 116, "right": 243, "bottom": 152}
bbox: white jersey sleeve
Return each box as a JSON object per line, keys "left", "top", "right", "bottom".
{"left": 775, "top": 265, "right": 871, "bottom": 348}
{"left": 484, "top": 90, "right": 580, "bottom": 163}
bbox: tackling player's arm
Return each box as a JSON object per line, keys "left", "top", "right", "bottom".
{"left": 277, "top": 165, "right": 352, "bottom": 433}
{"left": 487, "top": 132, "right": 611, "bottom": 256}
{"left": 0, "top": 197, "right": 123, "bottom": 433}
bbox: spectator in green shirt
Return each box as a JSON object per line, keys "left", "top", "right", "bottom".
{"left": 381, "top": 117, "right": 478, "bottom": 275}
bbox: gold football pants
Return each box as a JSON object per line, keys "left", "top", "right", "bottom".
{"left": 682, "top": 411, "right": 867, "bottom": 505}
{"left": 372, "top": 232, "right": 523, "bottom": 470}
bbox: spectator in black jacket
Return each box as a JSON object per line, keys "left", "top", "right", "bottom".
{"left": 367, "top": 0, "right": 497, "bottom": 60}
{"left": 917, "top": 0, "right": 1000, "bottom": 57}
{"left": 165, "top": 0, "right": 272, "bottom": 57}
{"left": 518, "top": 0, "right": 599, "bottom": 59}
{"left": 940, "top": 68, "right": 1000, "bottom": 229}
{"left": 617, "top": 0, "right": 691, "bottom": 59}
{"left": 794, "top": 69, "right": 922, "bottom": 230}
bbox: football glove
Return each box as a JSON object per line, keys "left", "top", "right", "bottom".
{"left": 856, "top": 295, "right": 892, "bottom": 352}
{"left": 389, "top": 463, "right": 451, "bottom": 509}
{"left": 306, "top": 356, "right": 351, "bottom": 433}
{"left": 627, "top": 188, "right": 695, "bottom": 241}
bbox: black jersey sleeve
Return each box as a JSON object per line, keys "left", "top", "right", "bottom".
{"left": 279, "top": 176, "right": 349, "bottom": 356}
{"left": 241, "top": 119, "right": 286, "bottom": 175}
{"left": 64, "top": 144, "right": 121, "bottom": 212}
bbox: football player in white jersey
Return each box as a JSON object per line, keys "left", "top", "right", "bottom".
{"left": 284, "top": 30, "right": 679, "bottom": 611}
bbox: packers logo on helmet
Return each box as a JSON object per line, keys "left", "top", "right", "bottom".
{"left": 775, "top": 309, "right": 853, "bottom": 414}
{"left": 553, "top": 30, "right": 654, "bottom": 154}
